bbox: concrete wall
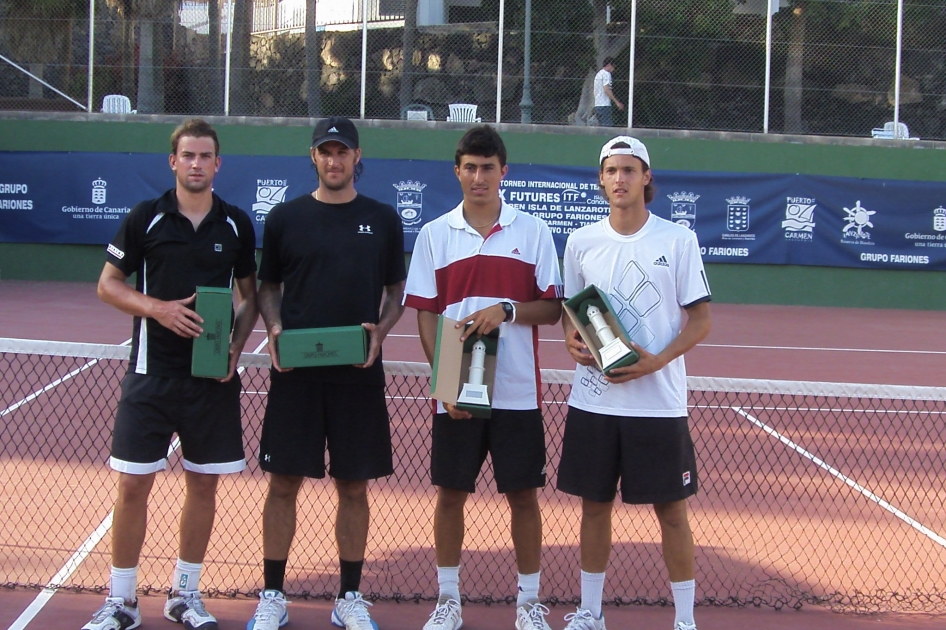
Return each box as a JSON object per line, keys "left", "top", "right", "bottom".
{"left": 1, "top": 112, "right": 944, "bottom": 309}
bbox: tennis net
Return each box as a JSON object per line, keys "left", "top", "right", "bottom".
{"left": 1, "top": 338, "right": 945, "bottom": 613}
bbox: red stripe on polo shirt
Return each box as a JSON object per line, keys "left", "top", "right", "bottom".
{"left": 434, "top": 255, "right": 543, "bottom": 311}
{"left": 404, "top": 294, "right": 439, "bottom": 313}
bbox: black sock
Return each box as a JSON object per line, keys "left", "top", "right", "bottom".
{"left": 338, "top": 559, "right": 364, "bottom": 597}
{"left": 263, "top": 558, "right": 287, "bottom": 593}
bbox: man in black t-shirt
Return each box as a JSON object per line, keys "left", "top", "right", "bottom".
{"left": 83, "top": 119, "right": 258, "bottom": 630}
{"left": 247, "top": 116, "right": 406, "bottom": 630}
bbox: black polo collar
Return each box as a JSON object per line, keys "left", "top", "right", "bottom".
{"left": 154, "top": 189, "right": 226, "bottom": 222}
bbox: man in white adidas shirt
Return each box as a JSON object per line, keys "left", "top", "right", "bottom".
{"left": 557, "top": 136, "right": 711, "bottom": 630}
{"left": 404, "top": 125, "right": 563, "bottom": 630}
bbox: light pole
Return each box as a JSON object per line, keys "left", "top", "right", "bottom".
{"left": 519, "top": 0, "right": 532, "bottom": 123}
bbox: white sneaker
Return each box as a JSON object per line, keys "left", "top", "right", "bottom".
{"left": 331, "top": 591, "right": 378, "bottom": 630}
{"left": 81, "top": 597, "right": 141, "bottom": 630}
{"left": 246, "top": 589, "right": 289, "bottom": 630}
{"left": 515, "top": 600, "right": 551, "bottom": 630}
{"left": 422, "top": 595, "right": 463, "bottom": 630}
{"left": 562, "top": 608, "right": 606, "bottom": 630}
{"left": 673, "top": 623, "right": 697, "bottom": 630}
{"left": 164, "top": 590, "right": 217, "bottom": 630}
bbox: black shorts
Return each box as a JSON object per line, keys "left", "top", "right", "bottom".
{"left": 259, "top": 371, "right": 393, "bottom": 480}
{"left": 556, "top": 407, "right": 698, "bottom": 505}
{"left": 111, "top": 373, "right": 245, "bottom": 475}
{"left": 431, "top": 408, "right": 546, "bottom": 494}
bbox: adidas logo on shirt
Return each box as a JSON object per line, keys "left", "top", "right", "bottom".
{"left": 511, "top": 247, "right": 521, "bottom": 255}
{"left": 653, "top": 255, "right": 669, "bottom": 267}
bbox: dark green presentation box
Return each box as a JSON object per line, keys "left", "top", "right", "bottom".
{"left": 191, "top": 286, "right": 233, "bottom": 378}
{"left": 563, "top": 284, "right": 640, "bottom": 375}
{"left": 277, "top": 325, "right": 368, "bottom": 368}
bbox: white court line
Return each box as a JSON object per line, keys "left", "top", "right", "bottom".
{"left": 732, "top": 405, "right": 946, "bottom": 550}
{"left": 6, "top": 339, "right": 266, "bottom": 630}
{"left": 702, "top": 343, "right": 946, "bottom": 355}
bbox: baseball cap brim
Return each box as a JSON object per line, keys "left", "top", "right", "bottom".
{"left": 312, "top": 134, "right": 357, "bottom": 149}
{"left": 599, "top": 136, "right": 651, "bottom": 169}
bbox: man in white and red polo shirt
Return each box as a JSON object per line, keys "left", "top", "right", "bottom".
{"left": 404, "top": 125, "right": 563, "bottom": 630}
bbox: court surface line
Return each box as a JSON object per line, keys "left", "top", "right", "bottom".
{"left": 7, "top": 338, "right": 269, "bottom": 630}
{"left": 732, "top": 405, "right": 946, "bottom": 549}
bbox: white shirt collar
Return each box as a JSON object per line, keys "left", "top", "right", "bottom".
{"left": 446, "top": 199, "right": 517, "bottom": 233}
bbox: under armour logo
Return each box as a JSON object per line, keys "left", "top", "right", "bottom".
{"left": 264, "top": 454, "right": 271, "bottom": 462}
{"left": 358, "top": 224, "right": 373, "bottom": 234}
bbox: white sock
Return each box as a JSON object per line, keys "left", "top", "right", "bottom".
{"left": 172, "top": 558, "right": 203, "bottom": 594}
{"left": 109, "top": 565, "right": 138, "bottom": 603}
{"left": 517, "top": 571, "right": 540, "bottom": 606}
{"left": 579, "top": 570, "right": 605, "bottom": 618}
{"left": 671, "top": 579, "right": 696, "bottom": 626}
{"left": 437, "top": 565, "right": 461, "bottom": 602}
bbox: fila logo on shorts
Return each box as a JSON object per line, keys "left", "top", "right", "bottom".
{"left": 107, "top": 244, "right": 125, "bottom": 259}
{"left": 654, "top": 255, "right": 669, "bottom": 267}
{"left": 682, "top": 471, "right": 691, "bottom": 486}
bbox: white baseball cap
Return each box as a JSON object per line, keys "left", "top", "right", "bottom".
{"left": 599, "top": 136, "right": 651, "bottom": 169}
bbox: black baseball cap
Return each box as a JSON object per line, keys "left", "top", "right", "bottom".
{"left": 311, "top": 116, "right": 359, "bottom": 149}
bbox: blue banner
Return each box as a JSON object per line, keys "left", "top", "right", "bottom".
{"left": 1, "top": 151, "right": 944, "bottom": 271}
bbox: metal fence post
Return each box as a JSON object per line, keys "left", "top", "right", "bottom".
{"left": 519, "top": 0, "right": 532, "bottom": 124}
{"left": 87, "top": 0, "right": 95, "bottom": 113}
{"left": 627, "top": 0, "right": 636, "bottom": 129}
{"left": 894, "top": 0, "right": 903, "bottom": 135}
{"left": 763, "top": 0, "right": 774, "bottom": 133}
{"left": 225, "top": 0, "right": 234, "bottom": 116}
{"left": 496, "top": 0, "right": 505, "bottom": 123}
{"left": 361, "top": 0, "right": 368, "bottom": 119}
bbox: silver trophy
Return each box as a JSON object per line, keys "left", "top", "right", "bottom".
{"left": 457, "top": 339, "right": 490, "bottom": 406}
{"left": 586, "top": 304, "right": 633, "bottom": 369}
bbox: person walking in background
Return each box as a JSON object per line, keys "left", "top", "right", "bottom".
{"left": 593, "top": 57, "right": 624, "bottom": 127}
{"left": 558, "top": 136, "right": 711, "bottom": 630}
{"left": 404, "top": 125, "right": 563, "bottom": 630}
{"left": 84, "top": 118, "right": 258, "bottom": 630}
{"left": 247, "top": 116, "right": 406, "bottom": 630}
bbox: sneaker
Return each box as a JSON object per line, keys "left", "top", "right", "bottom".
{"left": 422, "top": 595, "right": 463, "bottom": 630}
{"left": 515, "top": 600, "right": 551, "bottom": 630}
{"left": 164, "top": 590, "right": 217, "bottom": 630}
{"left": 81, "top": 597, "right": 141, "bottom": 630}
{"left": 562, "top": 608, "right": 606, "bottom": 630}
{"left": 673, "top": 623, "right": 697, "bottom": 630}
{"left": 331, "top": 591, "right": 379, "bottom": 630}
{"left": 246, "top": 590, "right": 289, "bottom": 630}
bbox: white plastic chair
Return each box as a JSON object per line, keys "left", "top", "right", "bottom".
{"left": 447, "top": 103, "right": 481, "bottom": 123}
{"left": 102, "top": 95, "right": 136, "bottom": 114}
{"left": 401, "top": 103, "right": 434, "bottom": 121}
{"left": 871, "top": 121, "right": 917, "bottom": 140}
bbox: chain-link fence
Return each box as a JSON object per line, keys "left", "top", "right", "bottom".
{"left": 1, "top": 0, "right": 944, "bottom": 139}
{"left": 2, "top": 340, "right": 946, "bottom": 612}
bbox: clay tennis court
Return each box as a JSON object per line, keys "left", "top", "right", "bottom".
{"left": 1, "top": 280, "right": 944, "bottom": 630}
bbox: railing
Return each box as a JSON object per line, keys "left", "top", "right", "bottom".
{"left": 0, "top": 0, "right": 942, "bottom": 140}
